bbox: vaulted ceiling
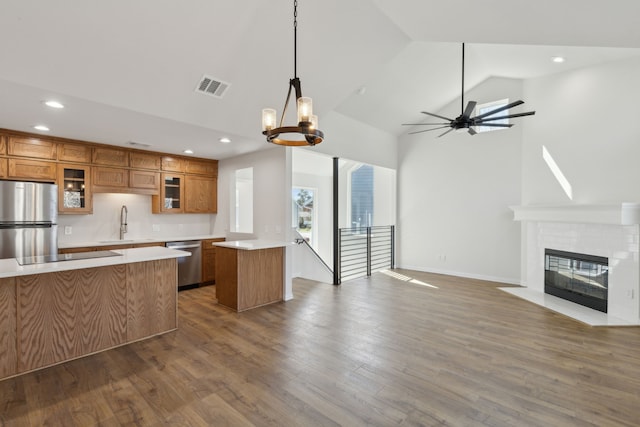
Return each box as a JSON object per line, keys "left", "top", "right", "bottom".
{"left": 1, "top": 0, "right": 639, "bottom": 159}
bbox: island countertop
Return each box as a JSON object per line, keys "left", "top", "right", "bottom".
{"left": 213, "top": 239, "right": 289, "bottom": 251}
{"left": 0, "top": 246, "right": 190, "bottom": 279}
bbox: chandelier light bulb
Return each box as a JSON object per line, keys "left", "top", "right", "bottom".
{"left": 297, "top": 97, "right": 313, "bottom": 123}
{"left": 262, "top": 108, "right": 277, "bottom": 131}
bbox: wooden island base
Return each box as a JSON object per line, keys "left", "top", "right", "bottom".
{"left": 215, "top": 243, "right": 284, "bottom": 312}
{"left": 0, "top": 258, "right": 177, "bottom": 381}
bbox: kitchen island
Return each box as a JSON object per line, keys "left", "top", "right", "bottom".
{"left": 0, "top": 246, "right": 188, "bottom": 381}
{"left": 214, "top": 240, "right": 287, "bottom": 312}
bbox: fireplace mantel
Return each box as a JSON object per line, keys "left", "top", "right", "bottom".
{"left": 510, "top": 203, "right": 640, "bottom": 225}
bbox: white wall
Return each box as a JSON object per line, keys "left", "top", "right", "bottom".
{"left": 397, "top": 77, "right": 524, "bottom": 284}
{"left": 522, "top": 56, "right": 640, "bottom": 205}
{"left": 311, "top": 110, "right": 398, "bottom": 169}
{"left": 57, "top": 193, "right": 212, "bottom": 244}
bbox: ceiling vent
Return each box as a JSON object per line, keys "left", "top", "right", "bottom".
{"left": 127, "top": 141, "right": 151, "bottom": 148}
{"left": 195, "top": 75, "right": 231, "bottom": 98}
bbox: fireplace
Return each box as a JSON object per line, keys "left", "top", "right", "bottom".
{"left": 544, "top": 249, "right": 609, "bottom": 313}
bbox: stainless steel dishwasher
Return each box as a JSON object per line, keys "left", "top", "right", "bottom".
{"left": 166, "top": 240, "right": 201, "bottom": 289}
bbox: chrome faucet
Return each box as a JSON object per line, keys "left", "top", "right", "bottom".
{"left": 120, "top": 205, "right": 128, "bottom": 240}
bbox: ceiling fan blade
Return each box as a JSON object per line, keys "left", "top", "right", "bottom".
{"left": 408, "top": 126, "right": 451, "bottom": 135}
{"left": 475, "top": 123, "right": 514, "bottom": 128}
{"left": 476, "top": 111, "right": 536, "bottom": 122}
{"left": 473, "top": 100, "right": 525, "bottom": 120}
{"left": 462, "top": 101, "right": 477, "bottom": 119}
{"left": 421, "top": 111, "right": 454, "bottom": 121}
{"left": 402, "top": 122, "right": 450, "bottom": 126}
{"left": 437, "top": 128, "right": 456, "bottom": 138}
{"left": 468, "top": 127, "right": 477, "bottom": 135}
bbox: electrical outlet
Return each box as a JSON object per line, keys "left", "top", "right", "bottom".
{"left": 152, "top": 224, "right": 160, "bottom": 232}
{"left": 64, "top": 226, "right": 72, "bottom": 235}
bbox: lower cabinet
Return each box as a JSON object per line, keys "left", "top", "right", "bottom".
{"left": 202, "top": 238, "right": 225, "bottom": 284}
{"left": 58, "top": 242, "right": 165, "bottom": 254}
{"left": 0, "top": 258, "right": 178, "bottom": 380}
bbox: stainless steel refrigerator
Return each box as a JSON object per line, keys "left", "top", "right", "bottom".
{"left": 0, "top": 180, "right": 58, "bottom": 260}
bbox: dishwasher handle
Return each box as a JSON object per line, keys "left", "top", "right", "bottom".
{"left": 166, "top": 243, "right": 201, "bottom": 250}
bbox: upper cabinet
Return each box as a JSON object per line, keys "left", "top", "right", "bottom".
{"left": 7, "top": 135, "right": 56, "bottom": 160}
{"left": 130, "top": 152, "right": 161, "bottom": 170}
{"left": 0, "top": 129, "right": 217, "bottom": 214}
{"left": 185, "top": 175, "right": 217, "bottom": 213}
{"left": 8, "top": 158, "right": 56, "bottom": 182}
{"left": 161, "top": 156, "right": 185, "bottom": 173}
{"left": 185, "top": 159, "right": 218, "bottom": 176}
{"left": 58, "top": 143, "right": 92, "bottom": 163}
{"left": 58, "top": 163, "right": 92, "bottom": 214}
{"left": 152, "top": 173, "right": 184, "bottom": 213}
{"left": 92, "top": 147, "right": 128, "bottom": 167}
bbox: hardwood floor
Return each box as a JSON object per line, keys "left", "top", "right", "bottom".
{"left": 1, "top": 269, "right": 639, "bottom": 426}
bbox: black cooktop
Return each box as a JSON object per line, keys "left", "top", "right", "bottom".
{"left": 16, "top": 250, "right": 122, "bottom": 266}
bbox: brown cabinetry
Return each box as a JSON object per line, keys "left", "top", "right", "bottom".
{"left": 0, "top": 129, "right": 217, "bottom": 214}
{"left": 185, "top": 175, "right": 217, "bottom": 213}
{"left": 92, "top": 147, "right": 128, "bottom": 167}
{"left": 216, "top": 246, "right": 284, "bottom": 312}
{"left": 152, "top": 173, "right": 184, "bottom": 213}
{"left": 161, "top": 156, "right": 185, "bottom": 173}
{"left": 130, "top": 169, "right": 160, "bottom": 193}
{"left": 130, "top": 152, "right": 161, "bottom": 170}
{"left": 58, "top": 142, "right": 92, "bottom": 163}
{"left": 93, "top": 166, "right": 129, "bottom": 191}
{"left": 7, "top": 135, "right": 57, "bottom": 159}
{"left": 202, "top": 238, "right": 225, "bottom": 284}
{"left": 8, "top": 158, "right": 56, "bottom": 181}
{"left": 186, "top": 159, "right": 218, "bottom": 176}
{"left": 58, "top": 163, "right": 92, "bottom": 213}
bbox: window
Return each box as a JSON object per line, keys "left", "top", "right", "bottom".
{"left": 231, "top": 167, "right": 253, "bottom": 233}
{"left": 293, "top": 187, "right": 316, "bottom": 245}
{"left": 350, "top": 165, "right": 374, "bottom": 228}
{"left": 475, "top": 98, "right": 509, "bottom": 133}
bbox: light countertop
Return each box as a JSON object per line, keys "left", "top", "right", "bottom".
{"left": 0, "top": 246, "right": 190, "bottom": 279}
{"left": 58, "top": 234, "right": 226, "bottom": 249}
{"left": 213, "top": 239, "right": 290, "bottom": 250}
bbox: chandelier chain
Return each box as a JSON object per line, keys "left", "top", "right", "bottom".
{"left": 293, "top": 0, "right": 298, "bottom": 78}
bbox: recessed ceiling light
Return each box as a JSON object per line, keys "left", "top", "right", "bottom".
{"left": 552, "top": 56, "right": 565, "bottom": 63}
{"left": 183, "top": 149, "right": 194, "bottom": 154}
{"left": 33, "top": 125, "right": 50, "bottom": 131}
{"left": 44, "top": 100, "right": 65, "bottom": 109}
{"left": 219, "top": 137, "right": 231, "bottom": 144}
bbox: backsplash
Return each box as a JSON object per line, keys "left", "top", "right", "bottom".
{"left": 57, "top": 193, "right": 215, "bottom": 244}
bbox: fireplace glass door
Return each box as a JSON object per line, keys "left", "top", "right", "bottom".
{"left": 544, "top": 249, "right": 609, "bottom": 313}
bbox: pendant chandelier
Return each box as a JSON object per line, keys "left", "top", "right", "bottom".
{"left": 261, "top": 0, "right": 324, "bottom": 146}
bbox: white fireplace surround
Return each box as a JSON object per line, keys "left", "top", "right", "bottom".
{"left": 505, "top": 203, "right": 640, "bottom": 326}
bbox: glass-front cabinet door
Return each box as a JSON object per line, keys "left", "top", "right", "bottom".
{"left": 160, "top": 173, "right": 184, "bottom": 213}
{"left": 58, "top": 163, "right": 92, "bottom": 213}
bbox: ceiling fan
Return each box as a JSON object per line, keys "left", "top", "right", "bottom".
{"left": 403, "top": 43, "right": 535, "bottom": 137}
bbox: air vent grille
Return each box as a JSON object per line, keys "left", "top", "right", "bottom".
{"left": 195, "top": 75, "right": 230, "bottom": 98}
{"left": 127, "top": 141, "right": 151, "bottom": 148}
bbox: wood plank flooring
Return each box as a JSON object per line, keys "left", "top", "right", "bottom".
{"left": 1, "top": 269, "right": 639, "bottom": 426}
